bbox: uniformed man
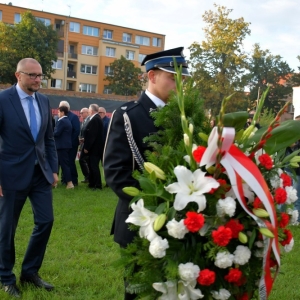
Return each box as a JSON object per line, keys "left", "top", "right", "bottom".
{"left": 103, "top": 47, "right": 190, "bottom": 300}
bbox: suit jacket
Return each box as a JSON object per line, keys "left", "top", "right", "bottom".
{"left": 0, "top": 85, "right": 58, "bottom": 190}
{"left": 67, "top": 111, "right": 80, "bottom": 148}
{"left": 102, "top": 115, "right": 110, "bottom": 143}
{"left": 80, "top": 116, "right": 90, "bottom": 138}
{"left": 103, "top": 91, "right": 158, "bottom": 247}
{"left": 54, "top": 116, "right": 72, "bottom": 150}
{"left": 83, "top": 114, "right": 104, "bottom": 157}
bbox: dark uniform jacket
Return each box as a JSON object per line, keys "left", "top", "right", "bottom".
{"left": 103, "top": 92, "right": 158, "bottom": 247}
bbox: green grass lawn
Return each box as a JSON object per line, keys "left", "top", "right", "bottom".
{"left": 2, "top": 163, "right": 300, "bottom": 299}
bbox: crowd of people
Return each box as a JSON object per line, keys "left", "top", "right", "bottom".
{"left": 4, "top": 46, "right": 298, "bottom": 300}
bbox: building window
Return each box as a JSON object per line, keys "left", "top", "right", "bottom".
{"left": 14, "top": 13, "right": 21, "bottom": 23}
{"left": 0, "top": 11, "right": 2, "bottom": 21}
{"left": 80, "top": 83, "right": 96, "bottom": 93}
{"left": 103, "top": 29, "right": 113, "bottom": 39}
{"left": 36, "top": 17, "right": 51, "bottom": 26}
{"left": 80, "top": 64, "right": 97, "bottom": 75}
{"left": 153, "top": 37, "right": 161, "bottom": 47}
{"left": 105, "top": 66, "right": 113, "bottom": 76}
{"left": 69, "top": 22, "right": 80, "bottom": 33}
{"left": 135, "top": 35, "right": 150, "bottom": 46}
{"left": 82, "top": 45, "right": 98, "bottom": 56}
{"left": 50, "top": 79, "right": 62, "bottom": 88}
{"left": 52, "top": 60, "right": 63, "bottom": 69}
{"left": 139, "top": 54, "right": 146, "bottom": 63}
{"left": 123, "top": 33, "right": 132, "bottom": 43}
{"left": 106, "top": 47, "right": 115, "bottom": 57}
{"left": 126, "top": 50, "right": 135, "bottom": 60}
{"left": 83, "top": 26, "right": 99, "bottom": 37}
{"left": 103, "top": 85, "right": 112, "bottom": 94}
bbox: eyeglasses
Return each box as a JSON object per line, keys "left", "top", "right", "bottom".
{"left": 99, "top": 112, "right": 105, "bottom": 114}
{"left": 19, "top": 71, "right": 45, "bottom": 80}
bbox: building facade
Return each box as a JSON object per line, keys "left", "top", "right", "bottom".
{"left": 0, "top": 3, "right": 165, "bottom": 94}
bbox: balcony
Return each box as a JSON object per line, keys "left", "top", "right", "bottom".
{"left": 67, "top": 71, "right": 76, "bottom": 79}
{"left": 56, "top": 52, "right": 64, "bottom": 58}
{"left": 68, "top": 53, "right": 78, "bottom": 59}
{"left": 56, "top": 29, "right": 64, "bottom": 37}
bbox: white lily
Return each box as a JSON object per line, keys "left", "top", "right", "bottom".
{"left": 125, "top": 199, "right": 158, "bottom": 242}
{"left": 165, "top": 166, "right": 220, "bottom": 212}
{"left": 152, "top": 280, "right": 178, "bottom": 300}
{"left": 178, "top": 280, "right": 204, "bottom": 299}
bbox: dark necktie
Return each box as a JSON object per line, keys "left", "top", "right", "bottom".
{"left": 27, "top": 96, "right": 38, "bottom": 141}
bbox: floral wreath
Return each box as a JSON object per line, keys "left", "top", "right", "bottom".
{"left": 120, "top": 65, "right": 300, "bottom": 300}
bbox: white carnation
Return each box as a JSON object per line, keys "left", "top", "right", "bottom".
{"left": 166, "top": 219, "right": 189, "bottom": 239}
{"left": 283, "top": 238, "right": 294, "bottom": 252}
{"left": 287, "top": 208, "right": 299, "bottom": 225}
{"left": 149, "top": 236, "right": 169, "bottom": 258}
{"left": 216, "top": 197, "right": 236, "bottom": 217}
{"left": 214, "top": 251, "right": 234, "bottom": 269}
{"left": 233, "top": 245, "right": 251, "bottom": 265}
{"left": 178, "top": 262, "right": 200, "bottom": 283}
{"left": 285, "top": 186, "right": 298, "bottom": 204}
{"left": 211, "top": 288, "right": 231, "bottom": 300}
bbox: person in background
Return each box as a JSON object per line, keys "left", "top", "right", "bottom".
{"left": 83, "top": 104, "right": 104, "bottom": 190}
{"left": 54, "top": 106, "right": 74, "bottom": 189}
{"left": 58, "top": 101, "right": 80, "bottom": 186}
{"left": 79, "top": 107, "right": 90, "bottom": 183}
{"left": 103, "top": 47, "right": 190, "bottom": 300}
{"left": 0, "top": 58, "right": 58, "bottom": 297}
{"left": 98, "top": 107, "right": 110, "bottom": 143}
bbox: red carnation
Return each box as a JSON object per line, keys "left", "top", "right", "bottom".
{"left": 236, "top": 293, "right": 249, "bottom": 300}
{"left": 280, "top": 173, "right": 292, "bottom": 187}
{"left": 197, "top": 269, "right": 216, "bottom": 286}
{"left": 258, "top": 153, "right": 273, "bottom": 170}
{"left": 280, "top": 229, "right": 293, "bottom": 246}
{"left": 184, "top": 211, "right": 205, "bottom": 233}
{"left": 212, "top": 226, "right": 232, "bottom": 246}
{"left": 253, "top": 197, "right": 263, "bottom": 209}
{"left": 274, "top": 188, "right": 287, "bottom": 204}
{"left": 279, "top": 212, "right": 290, "bottom": 228}
{"left": 193, "top": 146, "right": 206, "bottom": 163}
{"left": 224, "top": 219, "right": 244, "bottom": 238}
{"left": 224, "top": 268, "right": 242, "bottom": 284}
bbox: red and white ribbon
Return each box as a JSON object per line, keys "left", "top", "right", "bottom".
{"left": 200, "top": 127, "right": 280, "bottom": 299}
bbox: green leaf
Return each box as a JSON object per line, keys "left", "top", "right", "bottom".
{"left": 155, "top": 202, "right": 167, "bottom": 215}
{"left": 249, "top": 120, "right": 300, "bottom": 154}
{"left": 217, "top": 111, "right": 249, "bottom": 131}
{"left": 138, "top": 177, "right": 157, "bottom": 194}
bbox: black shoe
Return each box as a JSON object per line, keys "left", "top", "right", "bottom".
{"left": 20, "top": 273, "right": 54, "bottom": 291}
{"left": 81, "top": 179, "right": 89, "bottom": 183}
{"left": 2, "top": 284, "right": 21, "bottom": 298}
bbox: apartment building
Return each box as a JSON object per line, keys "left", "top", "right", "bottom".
{"left": 0, "top": 3, "right": 165, "bottom": 94}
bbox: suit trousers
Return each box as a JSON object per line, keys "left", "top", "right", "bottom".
{"left": 69, "top": 146, "right": 79, "bottom": 184}
{"left": 0, "top": 164, "right": 54, "bottom": 285}
{"left": 88, "top": 155, "right": 101, "bottom": 188}
{"left": 79, "top": 150, "right": 89, "bottom": 180}
{"left": 57, "top": 149, "right": 72, "bottom": 183}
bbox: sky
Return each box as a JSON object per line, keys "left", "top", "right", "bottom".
{"left": 2, "top": 0, "right": 300, "bottom": 70}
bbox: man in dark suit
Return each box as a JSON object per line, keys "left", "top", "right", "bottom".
{"left": 103, "top": 47, "right": 190, "bottom": 300}
{"left": 59, "top": 101, "right": 80, "bottom": 186}
{"left": 0, "top": 58, "right": 58, "bottom": 297}
{"left": 83, "top": 104, "right": 104, "bottom": 190}
{"left": 79, "top": 107, "right": 90, "bottom": 183}
{"left": 98, "top": 107, "right": 110, "bottom": 143}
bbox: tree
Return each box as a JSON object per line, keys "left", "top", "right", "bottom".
{"left": 0, "top": 11, "right": 59, "bottom": 84}
{"left": 189, "top": 4, "right": 251, "bottom": 116}
{"left": 287, "top": 56, "right": 300, "bottom": 87}
{"left": 245, "top": 44, "right": 293, "bottom": 113}
{"left": 104, "top": 55, "right": 144, "bottom": 96}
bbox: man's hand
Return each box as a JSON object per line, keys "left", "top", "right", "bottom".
{"left": 84, "top": 149, "right": 88, "bottom": 154}
{"left": 52, "top": 173, "right": 59, "bottom": 188}
{"left": 0, "top": 185, "right": 3, "bottom": 197}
